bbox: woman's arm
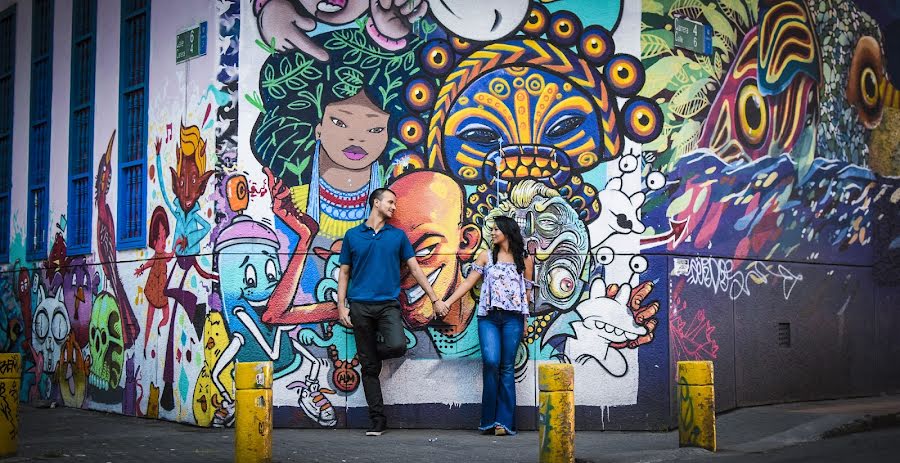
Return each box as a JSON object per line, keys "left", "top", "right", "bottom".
{"left": 524, "top": 254, "right": 535, "bottom": 305}
{"left": 444, "top": 250, "right": 488, "bottom": 305}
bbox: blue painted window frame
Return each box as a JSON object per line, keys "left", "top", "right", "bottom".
{"left": 117, "top": 0, "right": 150, "bottom": 250}
{"left": 67, "top": 0, "right": 97, "bottom": 256}
{"left": 27, "top": 0, "right": 54, "bottom": 261}
{"left": 0, "top": 5, "right": 15, "bottom": 263}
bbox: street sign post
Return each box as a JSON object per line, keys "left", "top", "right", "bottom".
{"left": 176, "top": 21, "right": 207, "bottom": 64}
{"left": 673, "top": 16, "right": 712, "bottom": 56}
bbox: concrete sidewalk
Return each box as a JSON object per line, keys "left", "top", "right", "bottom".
{"left": 8, "top": 395, "right": 900, "bottom": 463}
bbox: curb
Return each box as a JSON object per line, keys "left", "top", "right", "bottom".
{"left": 821, "top": 412, "right": 900, "bottom": 439}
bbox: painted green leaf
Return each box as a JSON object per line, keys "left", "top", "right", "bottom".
{"left": 669, "top": 0, "right": 705, "bottom": 19}
{"left": 713, "top": 34, "right": 733, "bottom": 56}
{"left": 639, "top": 55, "right": 693, "bottom": 98}
{"left": 672, "top": 119, "right": 702, "bottom": 155}
{"left": 245, "top": 92, "right": 264, "bottom": 112}
{"left": 644, "top": 0, "right": 666, "bottom": 15}
{"left": 670, "top": 77, "right": 713, "bottom": 118}
{"left": 642, "top": 31, "right": 674, "bottom": 59}
{"left": 704, "top": 4, "right": 736, "bottom": 46}
{"left": 717, "top": 0, "right": 750, "bottom": 28}
{"left": 747, "top": 0, "right": 759, "bottom": 18}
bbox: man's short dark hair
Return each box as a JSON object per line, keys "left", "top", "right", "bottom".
{"left": 369, "top": 188, "right": 396, "bottom": 208}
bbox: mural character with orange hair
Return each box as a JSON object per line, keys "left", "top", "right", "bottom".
{"left": 153, "top": 123, "right": 216, "bottom": 411}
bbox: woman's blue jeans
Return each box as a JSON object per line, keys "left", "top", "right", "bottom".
{"left": 478, "top": 309, "right": 524, "bottom": 434}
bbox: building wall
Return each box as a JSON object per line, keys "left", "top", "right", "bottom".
{"left": 0, "top": 0, "right": 896, "bottom": 431}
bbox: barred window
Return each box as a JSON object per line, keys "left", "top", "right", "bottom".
{"left": 68, "top": 0, "right": 97, "bottom": 255}
{"left": 117, "top": 0, "right": 150, "bottom": 248}
{"left": 27, "top": 0, "right": 54, "bottom": 261}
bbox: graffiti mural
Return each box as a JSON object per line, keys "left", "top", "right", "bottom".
{"left": 0, "top": 0, "right": 895, "bottom": 432}
{"left": 238, "top": 0, "right": 667, "bottom": 424}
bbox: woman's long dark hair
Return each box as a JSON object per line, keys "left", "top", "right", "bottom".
{"left": 492, "top": 216, "right": 528, "bottom": 275}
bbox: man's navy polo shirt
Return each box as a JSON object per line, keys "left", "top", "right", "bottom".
{"left": 339, "top": 222, "right": 415, "bottom": 303}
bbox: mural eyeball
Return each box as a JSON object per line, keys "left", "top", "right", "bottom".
{"left": 420, "top": 40, "right": 455, "bottom": 76}
{"left": 265, "top": 259, "right": 278, "bottom": 283}
{"left": 34, "top": 310, "right": 50, "bottom": 340}
{"left": 578, "top": 25, "right": 615, "bottom": 66}
{"left": 736, "top": 81, "right": 768, "bottom": 149}
{"left": 244, "top": 265, "right": 257, "bottom": 289}
{"left": 605, "top": 54, "right": 645, "bottom": 97}
{"left": 622, "top": 97, "right": 663, "bottom": 143}
{"left": 548, "top": 11, "right": 583, "bottom": 48}
{"left": 405, "top": 78, "right": 437, "bottom": 113}
{"left": 596, "top": 246, "right": 615, "bottom": 265}
{"left": 399, "top": 117, "right": 426, "bottom": 146}
{"left": 522, "top": 3, "right": 550, "bottom": 37}
{"left": 451, "top": 36, "right": 477, "bottom": 55}
{"left": 548, "top": 266, "right": 577, "bottom": 300}
{"left": 629, "top": 255, "right": 648, "bottom": 274}
{"left": 646, "top": 171, "right": 666, "bottom": 191}
{"left": 847, "top": 35, "right": 884, "bottom": 129}
{"left": 619, "top": 154, "right": 639, "bottom": 173}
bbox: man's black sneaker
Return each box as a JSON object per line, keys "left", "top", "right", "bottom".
{"left": 366, "top": 420, "right": 387, "bottom": 436}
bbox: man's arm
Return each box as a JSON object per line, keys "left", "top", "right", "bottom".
{"left": 405, "top": 257, "right": 448, "bottom": 316}
{"left": 337, "top": 264, "right": 352, "bottom": 327}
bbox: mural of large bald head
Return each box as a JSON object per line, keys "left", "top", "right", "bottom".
{"left": 389, "top": 171, "right": 481, "bottom": 329}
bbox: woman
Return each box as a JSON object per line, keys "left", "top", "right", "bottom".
{"left": 443, "top": 215, "right": 535, "bottom": 436}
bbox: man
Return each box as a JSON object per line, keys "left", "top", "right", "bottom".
{"left": 337, "top": 188, "right": 449, "bottom": 436}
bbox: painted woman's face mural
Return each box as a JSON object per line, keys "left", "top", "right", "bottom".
{"left": 316, "top": 91, "right": 390, "bottom": 171}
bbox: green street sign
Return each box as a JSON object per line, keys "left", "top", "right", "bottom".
{"left": 176, "top": 21, "right": 207, "bottom": 64}
{"left": 673, "top": 17, "right": 712, "bottom": 56}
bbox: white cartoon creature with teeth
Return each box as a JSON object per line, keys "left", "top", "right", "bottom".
{"left": 568, "top": 255, "right": 650, "bottom": 378}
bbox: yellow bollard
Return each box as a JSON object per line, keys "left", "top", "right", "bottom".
{"left": 677, "top": 360, "right": 716, "bottom": 451}
{"left": 538, "top": 363, "right": 575, "bottom": 463}
{"left": 234, "top": 361, "right": 273, "bottom": 463}
{"left": 0, "top": 353, "right": 22, "bottom": 457}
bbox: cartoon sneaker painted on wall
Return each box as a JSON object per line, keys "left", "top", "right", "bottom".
{"left": 213, "top": 215, "right": 337, "bottom": 427}
{"left": 287, "top": 379, "right": 337, "bottom": 427}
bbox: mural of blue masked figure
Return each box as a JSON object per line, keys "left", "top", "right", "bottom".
{"left": 212, "top": 215, "right": 336, "bottom": 427}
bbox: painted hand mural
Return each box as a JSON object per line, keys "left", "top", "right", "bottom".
{"left": 254, "top": 0, "right": 428, "bottom": 60}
